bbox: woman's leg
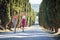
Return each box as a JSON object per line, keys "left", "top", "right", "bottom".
{"left": 14, "top": 24, "right": 16, "bottom": 33}
{"left": 22, "top": 26, "right": 24, "bottom": 32}
{"left": 13, "top": 21, "right": 17, "bottom": 33}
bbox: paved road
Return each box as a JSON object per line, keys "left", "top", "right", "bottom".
{"left": 0, "top": 25, "right": 60, "bottom": 40}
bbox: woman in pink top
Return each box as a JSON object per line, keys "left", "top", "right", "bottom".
{"left": 12, "top": 11, "right": 18, "bottom": 33}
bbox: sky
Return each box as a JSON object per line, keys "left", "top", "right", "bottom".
{"left": 31, "top": 4, "right": 39, "bottom": 12}
{"left": 29, "top": 0, "right": 42, "bottom": 4}
{"left": 29, "top": 0, "right": 43, "bottom": 12}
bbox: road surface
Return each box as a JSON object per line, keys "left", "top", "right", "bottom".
{"left": 0, "top": 25, "right": 60, "bottom": 40}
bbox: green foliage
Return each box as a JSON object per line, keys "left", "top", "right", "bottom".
{"left": 0, "top": 0, "right": 36, "bottom": 29}
{"left": 38, "top": 0, "right": 60, "bottom": 32}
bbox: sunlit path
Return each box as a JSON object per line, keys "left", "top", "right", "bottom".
{"left": 0, "top": 25, "right": 58, "bottom": 39}
{"left": 0, "top": 25, "right": 59, "bottom": 40}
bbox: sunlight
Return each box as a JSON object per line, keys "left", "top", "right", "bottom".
{"left": 29, "top": 0, "right": 42, "bottom": 4}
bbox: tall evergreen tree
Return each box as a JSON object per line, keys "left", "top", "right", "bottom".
{"left": 39, "top": 0, "right": 60, "bottom": 33}
{"left": 0, "top": 0, "right": 36, "bottom": 30}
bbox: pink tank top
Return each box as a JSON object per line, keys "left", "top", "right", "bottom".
{"left": 13, "top": 15, "right": 18, "bottom": 20}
